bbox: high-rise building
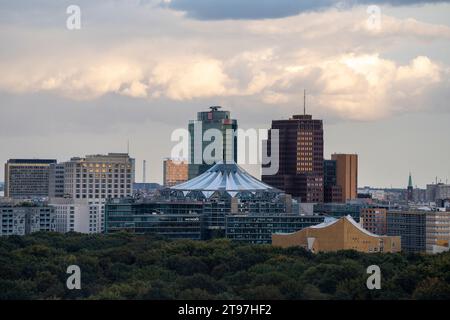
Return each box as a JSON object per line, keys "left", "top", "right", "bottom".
{"left": 61, "top": 153, "right": 135, "bottom": 200}
{"left": 188, "top": 106, "right": 238, "bottom": 179}
{"left": 163, "top": 158, "right": 188, "bottom": 187}
{"left": 331, "top": 154, "right": 358, "bottom": 202}
{"left": 323, "top": 159, "right": 343, "bottom": 203}
{"left": 4, "top": 159, "right": 56, "bottom": 199}
{"left": 360, "top": 207, "right": 387, "bottom": 235}
{"left": 262, "top": 114, "right": 324, "bottom": 203}
{"left": 387, "top": 210, "right": 426, "bottom": 253}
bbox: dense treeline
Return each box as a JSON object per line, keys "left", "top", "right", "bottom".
{"left": 0, "top": 232, "right": 449, "bottom": 300}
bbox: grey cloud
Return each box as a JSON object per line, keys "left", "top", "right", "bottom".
{"left": 163, "top": 0, "right": 450, "bottom": 20}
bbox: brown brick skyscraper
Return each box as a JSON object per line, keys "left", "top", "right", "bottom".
{"left": 262, "top": 114, "right": 324, "bottom": 203}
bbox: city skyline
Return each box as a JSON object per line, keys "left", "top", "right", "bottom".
{"left": 1, "top": 1, "right": 450, "bottom": 188}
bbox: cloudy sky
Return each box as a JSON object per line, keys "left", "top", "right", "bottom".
{"left": 0, "top": 0, "right": 449, "bottom": 188}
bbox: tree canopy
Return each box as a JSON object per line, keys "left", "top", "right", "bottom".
{"left": 0, "top": 232, "right": 449, "bottom": 300}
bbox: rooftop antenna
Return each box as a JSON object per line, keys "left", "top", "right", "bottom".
{"left": 127, "top": 140, "right": 130, "bottom": 154}
{"left": 303, "top": 89, "right": 306, "bottom": 115}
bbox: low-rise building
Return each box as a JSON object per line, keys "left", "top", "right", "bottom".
{"left": 0, "top": 204, "right": 55, "bottom": 236}
{"left": 49, "top": 198, "right": 105, "bottom": 234}
{"left": 225, "top": 214, "right": 324, "bottom": 244}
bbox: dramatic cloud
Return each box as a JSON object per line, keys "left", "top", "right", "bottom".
{"left": 0, "top": 6, "right": 448, "bottom": 121}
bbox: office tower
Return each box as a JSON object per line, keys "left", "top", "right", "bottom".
{"left": 262, "top": 113, "right": 324, "bottom": 203}
{"left": 4, "top": 159, "right": 56, "bottom": 198}
{"left": 387, "top": 210, "right": 426, "bottom": 253}
{"left": 188, "top": 106, "right": 238, "bottom": 179}
{"left": 61, "top": 153, "right": 135, "bottom": 200}
{"left": 0, "top": 204, "right": 55, "bottom": 236}
{"left": 49, "top": 198, "right": 105, "bottom": 234}
{"left": 163, "top": 158, "right": 188, "bottom": 187}
{"left": 273, "top": 215, "right": 401, "bottom": 253}
{"left": 323, "top": 159, "right": 343, "bottom": 203}
{"left": 331, "top": 154, "right": 358, "bottom": 202}
{"left": 407, "top": 173, "right": 413, "bottom": 202}
{"left": 360, "top": 207, "right": 387, "bottom": 235}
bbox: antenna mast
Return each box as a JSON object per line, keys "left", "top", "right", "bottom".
{"left": 303, "top": 89, "right": 306, "bottom": 115}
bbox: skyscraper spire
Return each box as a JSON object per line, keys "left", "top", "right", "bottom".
{"left": 408, "top": 172, "right": 413, "bottom": 188}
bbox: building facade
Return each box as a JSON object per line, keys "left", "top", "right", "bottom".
{"left": 387, "top": 210, "right": 426, "bottom": 253}
{"left": 188, "top": 106, "right": 238, "bottom": 179}
{"left": 4, "top": 159, "right": 56, "bottom": 198}
{"left": 0, "top": 204, "right": 55, "bottom": 236}
{"left": 226, "top": 214, "right": 324, "bottom": 244}
{"left": 323, "top": 159, "right": 343, "bottom": 203}
{"left": 61, "top": 153, "right": 135, "bottom": 200}
{"left": 331, "top": 154, "right": 358, "bottom": 202}
{"left": 262, "top": 114, "right": 324, "bottom": 203}
{"left": 49, "top": 198, "right": 105, "bottom": 234}
{"left": 360, "top": 207, "right": 387, "bottom": 235}
{"left": 425, "top": 210, "right": 450, "bottom": 253}
{"left": 272, "top": 215, "right": 400, "bottom": 253}
{"left": 105, "top": 198, "right": 204, "bottom": 240}
{"left": 426, "top": 183, "right": 450, "bottom": 202}
{"left": 163, "top": 158, "right": 188, "bottom": 187}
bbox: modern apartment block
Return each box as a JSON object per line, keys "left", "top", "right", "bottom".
{"left": 387, "top": 210, "right": 426, "bottom": 253}
{"left": 4, "top": 159, "right": 56, "bottom": 198}
{"left": 425, "top": 210, "right": 450, "bottom": 253}
{"left": 61, "top": 153, "right": 135, "bottom": 200}
{"left": 360, "top": 207, "right": 387, "bottom": 235}
{"left": 262, "top": 114, "right": 324, "bottom": 203}
{"left": 331, "top": 154, "right": 358, "bottom": 202}
{"left": 188, "top": 106, "right": 238, "bottom": 179}
{"left": 0, "top": 204, "right": 56, "bottom": 236}
{"left": 49, "top": 198, "right": 105, "bottom": 234}
{"left": 163, "top": 158, "right": 188, "bottom": 187}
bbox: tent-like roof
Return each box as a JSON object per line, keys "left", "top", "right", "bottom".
{"left": 171, "top": 161, "right": 276, "bottom": 192}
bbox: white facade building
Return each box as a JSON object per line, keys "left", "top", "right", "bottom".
{"left": 49, "top": 198, "right": 105, "bottom": 234}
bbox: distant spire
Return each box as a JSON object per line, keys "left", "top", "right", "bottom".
{"left": 408, "top": 172, "right": 413, "bottom": 188}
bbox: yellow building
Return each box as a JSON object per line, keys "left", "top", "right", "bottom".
{"left": 272, "top": 215, "right": 401, "bottom": 253}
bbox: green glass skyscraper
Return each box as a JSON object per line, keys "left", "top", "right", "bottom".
{"left": 188, "top": 106, "right": 238, "bottom": 179}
